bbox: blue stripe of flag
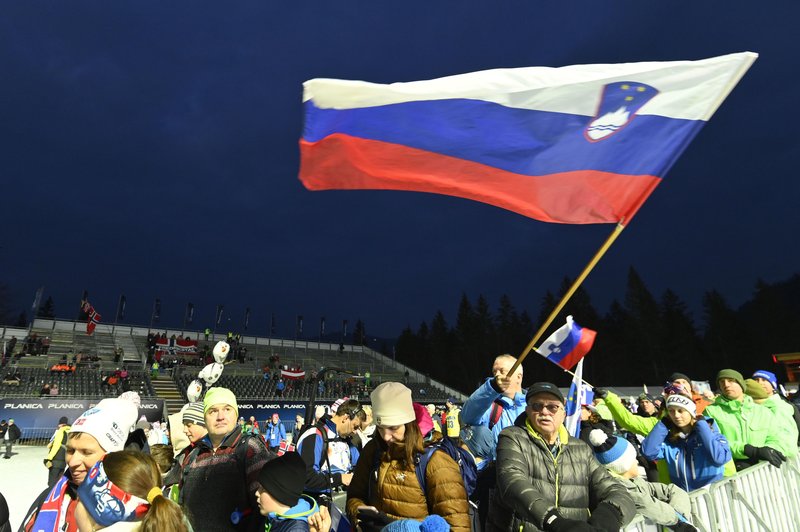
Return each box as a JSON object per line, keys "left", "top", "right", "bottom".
{"left": 545, "top": 324, "right": 583, "bottom": 366}
{"left": 303, "top": 99, "right": 703, "bottom": 178}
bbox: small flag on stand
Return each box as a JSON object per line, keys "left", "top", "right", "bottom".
{"left": 82, "top": 300, "right": 102, "bottom": 336}
{"left": 535, "top": 315, "right": 596, "bottom": 370}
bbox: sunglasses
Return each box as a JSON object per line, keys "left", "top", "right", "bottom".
{"left": 530, "top": 402, "right": 562, "bottom": 414}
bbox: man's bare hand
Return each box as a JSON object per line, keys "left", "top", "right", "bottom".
{"left": 494, "top": 373, "right": 511, "bottom": 392}
{"left": 340, "top": 472, "right": 353, "bottom": 486}
{"left": 308, "top": 505, "right": 331, "bottom": 532}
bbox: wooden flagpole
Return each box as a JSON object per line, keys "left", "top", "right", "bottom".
{"left": 507, "top": 221, "right": 626, "bottom": 378}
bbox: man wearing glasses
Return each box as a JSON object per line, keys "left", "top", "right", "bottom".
{"left": 487, "top": 382, "right": 635, "bottom": 532}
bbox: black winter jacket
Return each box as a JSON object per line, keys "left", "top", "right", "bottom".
{"left": 486, "top": 414, "right": 635, "bottom": 532}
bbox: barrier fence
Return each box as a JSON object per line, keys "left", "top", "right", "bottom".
{"left": 625, "top": 453, "right": 800, "bottom": 531}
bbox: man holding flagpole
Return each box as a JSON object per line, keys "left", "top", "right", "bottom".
{"left": 460, "top": 354, "right": 527, "bottom": 529}
{"left": 461, "top": 354, "right": 527, "bottom": 446}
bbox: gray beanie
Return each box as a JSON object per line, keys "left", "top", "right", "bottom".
{"left": 182, "top": 402, "right": 206, "bottom": 427}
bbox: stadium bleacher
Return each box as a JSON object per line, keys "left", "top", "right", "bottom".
{"left": 1, "top": 319, "right": 466, "bottom": 409}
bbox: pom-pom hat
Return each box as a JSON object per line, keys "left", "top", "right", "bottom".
{"left": 588, "top": 429, "right": 637, "bottom": 475}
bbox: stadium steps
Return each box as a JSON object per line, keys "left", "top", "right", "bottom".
{"left": 114, "top": 334, "right": 142, "bottom": 366}
{"left": 150, "top": 375, "right": 184, "bottom": 416}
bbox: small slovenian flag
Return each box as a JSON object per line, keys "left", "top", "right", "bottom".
{"left": 535, "top": 315, "right": 596, "bottom": 370}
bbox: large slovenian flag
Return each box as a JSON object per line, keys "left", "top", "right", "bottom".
{"left": 299, "top": 52, "right": 756, "bottom": 224}
{"left": 535, "top": 315, "right": 596, "bottom": 370}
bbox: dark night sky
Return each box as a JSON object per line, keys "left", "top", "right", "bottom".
{"left": 2, "top": 3, "right": 799, "bottom": 340}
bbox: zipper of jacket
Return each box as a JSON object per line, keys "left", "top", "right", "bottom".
{"left": 553, "top": 440, "right": 563, "bottom": 508}
{"left": 679, "top": 448, "right": 690, "bottom": 491}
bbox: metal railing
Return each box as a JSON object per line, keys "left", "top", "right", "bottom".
{"left": 625, "top": 453, "right": 800, "bottom": 531}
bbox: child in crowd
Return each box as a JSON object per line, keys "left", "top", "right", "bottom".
{"left": 75, "top": 450, "right": 190, "bottom": 532}
{"left": 589, "top": 429, "right": 697, "bottom": 531}
{"left": 254, "top": 451, "right": 330, "bottom": 532}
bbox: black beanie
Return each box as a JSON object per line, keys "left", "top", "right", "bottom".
{"left": 668, "top": 372, "right": 691, "bottom": 383}
{"left": 59, "top": 416, "right": 69, "bottom": 425}
{"left": 257, "top": 452, "right": 306, "bottom": 507}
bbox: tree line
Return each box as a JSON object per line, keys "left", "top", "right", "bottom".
{"left": 395, "top": 268, "right": 800, "bottom": 394}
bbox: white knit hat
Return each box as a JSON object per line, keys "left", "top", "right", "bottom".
{"left": 371, "top": 382, "right": 415, "bottom": 427}
{"left": 665, "top": 394, "right": 697, "bottom": 416}
{"left": 70, "top": 398, "right": 139, "bottom": 452}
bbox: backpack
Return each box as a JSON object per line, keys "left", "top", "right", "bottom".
{"left": 366, "top": 437, "right": 481, "bottom": 530}
{"left": 416, "top": 437, "right": 477, "bottom": 498}
{"left": 419, "top": 438, "right": 481, "bottom": 532}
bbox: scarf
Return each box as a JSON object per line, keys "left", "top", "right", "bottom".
{"left": 32, "top": 474, "right": 74, "bottom": 532}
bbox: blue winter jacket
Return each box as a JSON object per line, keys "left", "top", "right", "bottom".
{"left": 460, "top": 378, "right": 526, "bottom": 458}
{"left": 266, "top": 422, "right": 287, "bottom": 448}
{"left": 641, "top": 417, "right": 731, "bottom": 492}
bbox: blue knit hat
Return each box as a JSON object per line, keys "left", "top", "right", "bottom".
{"left": 752, "top": 370, "right": 778, "bottom": 393}
{"left": 588, "top": 429, "right": 637, "bottom": 476}
{"left": 383, "top": 515, "right": 449, "bottom": 532}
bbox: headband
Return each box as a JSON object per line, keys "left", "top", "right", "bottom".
{"left": 665, "top": 393, "right": 697, "bottom": 416}
{"left": 77, "top": 460, "right": 150, "bottom": 526}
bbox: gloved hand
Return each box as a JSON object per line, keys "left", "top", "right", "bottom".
{"left": 357, "top": 507, "right": 394, "bottom": 527}
{"left": 744, "top": 444, "right": 786, "bottom": 467}
{"left": 542, "top": 509, "right": 598, "bottom": 532}
{"left": 43, "top": 459, "right": 52, "bottom": 468}
{"left": 587, "top": 502, "right": 622, "bottom": 531}
{"left": 593, "top": 388, "right": 609, "bottom": 400}
{"left": 669, "top": 521, "right": 698, "bottom": 532}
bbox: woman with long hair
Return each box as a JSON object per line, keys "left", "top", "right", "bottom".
{"left": 346, "top": 382, "right": 469, "bottom": 531}
{"left": 74, "top": 450, "right": 191, "bottom": 532}
{"left": 641, "top": 393, "right": 732, "bottom": 491}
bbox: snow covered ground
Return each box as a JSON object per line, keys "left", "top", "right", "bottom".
{"left": 0, "top": 445, "right": 349, "bottom": 531}
{"left": 0, "top": 445, "right": 51, "bottom": 530}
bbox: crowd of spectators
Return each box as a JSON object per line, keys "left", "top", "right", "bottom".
{"left": 7, "top": 341, "right": 800, "bottom": 532}
{"left": 1, "top": 334, "right": 51, "bottom": 362}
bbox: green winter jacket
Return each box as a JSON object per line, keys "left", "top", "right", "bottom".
{"left": 602, "top": 392, "right": 660, "bottom": 436}
{"left": 762, "top": 395, "right": 798, "bottom": 458}
{"left": 704, "top": 394, "right": 794, "bottom": 474}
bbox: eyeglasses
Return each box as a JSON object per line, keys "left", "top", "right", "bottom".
{"left": 530, "top": 402, "right": 562, "bottom": 414}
